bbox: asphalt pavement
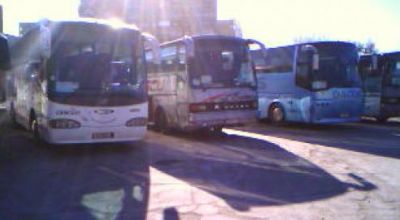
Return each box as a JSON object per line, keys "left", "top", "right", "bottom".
{"left": 0, "top": 111, "right": 399, "bottom": 220}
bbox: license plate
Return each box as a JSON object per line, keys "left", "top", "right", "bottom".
{"left": 92, "top": 132, "right": 114, "bottom": 139}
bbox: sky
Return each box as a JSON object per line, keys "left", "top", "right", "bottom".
{"left": 0, "top": 0, "right": 399, "bottom": 52}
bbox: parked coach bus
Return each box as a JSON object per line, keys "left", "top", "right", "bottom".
{"left": 359, "top": 52, "right": 400, "bottom": 122}
{"left": 252, "top": 41, "right": 363, "bottom": 124}
{"left": 7, "top": 19, "right": 159, "bottom": 144}
{"left": 146, "top": 35, "right": 264, "bottom": 132}
{"left": 0, "top": 34, "right": 11, "bottom": 107}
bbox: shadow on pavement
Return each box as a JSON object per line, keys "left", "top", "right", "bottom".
{"left": 0, "top": 121, "right": 150, "bottom": 220}
{"left": 236, "top": 121, "right": 400, "bottom": 159}
{"left": 150, "top": 131, "right": 376, "bottom": 211}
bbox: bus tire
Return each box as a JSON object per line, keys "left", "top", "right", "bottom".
{"left": 269, "top": 104, "right": 285, "bottom": 124}
{"left": 155, "top": 108, "right": 168, "bottom": 133}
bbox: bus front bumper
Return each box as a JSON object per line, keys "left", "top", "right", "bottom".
{"left": 41, "top": 126, "right": 147, "bottom": 144}
{"left": 186, "top": 110, "right": 257, "bottom": 130}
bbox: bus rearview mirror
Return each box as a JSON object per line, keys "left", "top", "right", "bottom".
{"left": 184, "top": 36, "right": 195, "bottom": 58}
{"left": 143, "top": 33, "right": 161, "bottom": 64}
{"left": 39, "top": 26, "right": 51, "bottom": 59}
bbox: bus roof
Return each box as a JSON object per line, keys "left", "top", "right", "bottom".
{"left": 160, "top": 35, "right": 245, "bottom": 46}
{"left": 25, "top": 18, "right": 140, "bottom": 34}
{"left": 361, "top": 52, "right": 400, "bottom": 60}
{"left": 382, "top": 51, "right": 400, "bottom": 59}
{"left": 267, "top": 41, "right": 356, "bottom": 50}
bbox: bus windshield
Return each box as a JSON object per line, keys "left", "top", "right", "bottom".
{"left": 308, "top": 43, "right": 361, "bottom": 89}
{"left": 190, "top": 39, "right": 255, "bottom": 88}
{"left": 49, "top": 23, "right": 146, "bottom": 105}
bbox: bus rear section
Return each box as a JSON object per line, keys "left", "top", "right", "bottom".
{"left": 359, "top": 52, "right": 400, "bottom": 122}
{"left": 147, "top": 35, "right": 262, "bottom": 132}
{"left": 8, "top": 20, "right": 154, "bottom": 144}
{"left": 254, "top": 42, "right": 363, "bottom": 124}
{"left": 186, "top": 88, "right": 258, "bottom": 131}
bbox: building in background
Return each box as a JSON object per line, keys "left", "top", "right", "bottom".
{"left": 79, "top": 0, "right": 241, "bottom": 42}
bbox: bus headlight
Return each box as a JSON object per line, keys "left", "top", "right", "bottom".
{"left": 49, "top": 119, "right": 81, "bottom": 129}
{"left": 126, "top": 118, "right": 148, "bottom": 127}
{"left": 312, "top": 81, "right": 327, "bottom": 90}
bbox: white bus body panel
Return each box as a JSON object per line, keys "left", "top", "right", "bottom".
{"left": 39, "top": 101, "right": 148, "bottom": 144}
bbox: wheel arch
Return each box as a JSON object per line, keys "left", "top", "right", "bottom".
{"left": 268, "top": 101, "right": 286, "bottom": 122}
{"left": 268, "top": 101, "right": 285, "bottom": 116}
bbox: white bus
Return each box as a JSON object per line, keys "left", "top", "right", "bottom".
{"left": 146, "top": 35, "right": 264, "bottom": 132}
{"left": 7, "top": 19, "right": 159, "bottom": 144}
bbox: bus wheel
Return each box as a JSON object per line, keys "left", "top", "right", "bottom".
{"left": 269, "top": 104, "right": 285, "bottom": 124}
{"left": 155, "top": 109, "right": 168, "bottom": 133}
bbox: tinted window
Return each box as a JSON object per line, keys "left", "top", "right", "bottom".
{"left": 263, "top": 47, "right": 294, "bottom": 73}
{"left": 160, "top": 45, "right": 178, "bottom": 73}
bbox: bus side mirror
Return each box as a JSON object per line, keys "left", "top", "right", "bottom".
{"left": 39, "top": 26, "right": 51, "bottom": 59}
{"left": 184, "top": 36, "right": 195, "bottom": 58}
{"left": 143, "top": 33, "right": 161, "bottom": 65}
{"left": 246, "top": 39, "right": 266, "bottom": 63}
{"left": 301, "top": 44, "right": 319, "bottom": 71}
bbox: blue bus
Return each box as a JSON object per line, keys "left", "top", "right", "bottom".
{"left": 359, "top": 52, "right": 400, "bottom": 122}
{"left": 251, "top": 41, "right": 363, "bottom": 124}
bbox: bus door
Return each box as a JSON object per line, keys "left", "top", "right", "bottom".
{"left": 176, "top": 43, "right": 190, "bottom": 127}
{"left": 297, "top": 44, "right": 320, "bottom": 122}
{"left": 361, "top": 55, "right": 381, "bottom": 116}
